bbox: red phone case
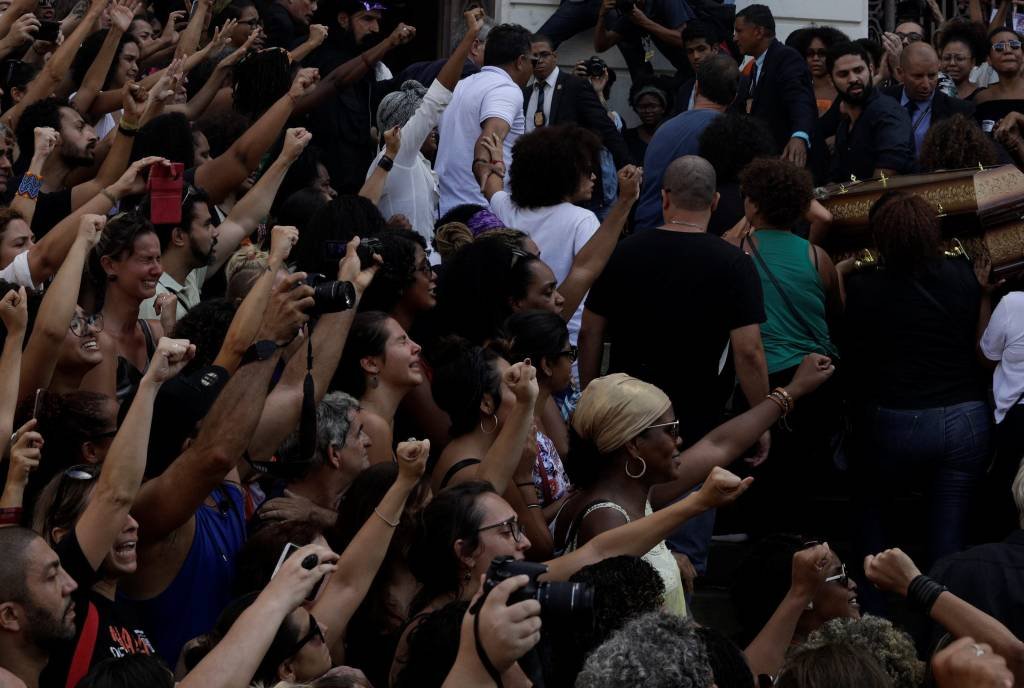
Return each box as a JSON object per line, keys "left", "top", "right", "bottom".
{"left": 148, "top": 162, "right": 185, "bottom": 225}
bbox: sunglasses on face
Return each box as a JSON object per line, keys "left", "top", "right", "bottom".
{"left": 993, "top": 40, "right": 1022, "bottom": 52}
{"left": 478, "top": 516, "right": 526, "bottom": 543}
{"left": 647, "top": 419, "right": 680, "bottom": 439}
{"left": 825, "top": 562, "right": 849, "bottom": 587}
{"left": 284, "top": 614, "right": 325, "bottom": 657}
{"left": 70, "top": 312, "right": 103, "bottom": 337}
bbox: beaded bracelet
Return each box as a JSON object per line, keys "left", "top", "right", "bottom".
{"left": 15, "top": 173, "right": 42, "bottom": 200}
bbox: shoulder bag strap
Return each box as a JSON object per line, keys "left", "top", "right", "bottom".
{"left": 747, "top": 236, "right": 833, "bottom": 356}
{"left": 66, "top": 601, "right": 100, "bottom": 688}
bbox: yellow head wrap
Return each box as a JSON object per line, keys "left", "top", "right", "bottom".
{"left": 572, "top": 374, "right": 672, "bottom": 454}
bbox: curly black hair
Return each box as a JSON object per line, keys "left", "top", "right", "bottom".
{"left": 429, "top": 336, "right": 506, "bottom": 437}
{"left": 171, "top": 297, "right": 238, "bottom": 373}
{"left": 358, "top": 228, "right": 429, "bottom": 314}
{"left": 132, "top": 111, "right": 196, "bottom": 172}
{"left": 292, "top": 195, "right": 386, "bottom": 275}
{"left": 232, "top": 47, "right": 293, "bottom": 119}
{"left": 785, "top": 25, "right": 851, "bottom": 57}
{"left": 699, "top": 112, "right": 777, "bottom": 181}
{"left": 739, "top": 158, "right": 813, "bottom": 228}
{"left": 938, "top": 17, "right": 989, "bottom": 66}
{"left": 919, "top": 113, "right": 998, "bottom": 172}
{"left": 509, "top": 124, "right": 601, "bottom": 209}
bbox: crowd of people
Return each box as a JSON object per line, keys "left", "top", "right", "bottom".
{"left": 0, "top": 0, "right": 1023, "bottom": 686}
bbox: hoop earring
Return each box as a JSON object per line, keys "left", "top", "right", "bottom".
{"left": 480, "top": 414, "right": 498, "bottom": 434}
{"left": 625, "top": 455, "right": 647, "bottom": 479}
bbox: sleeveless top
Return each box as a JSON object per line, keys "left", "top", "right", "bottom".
{"left": 115, "top": 320, "right": 157, "bottom": 402}
{"left": 743, "top": 230, "right": 836, "bottom": 374}
{"left": 126, "top": 484, "right": 246, "bottom": 665}
{"left": 532, "top": 431, "right": 569, "bottom": 506}
{"left": 562, "top": 500, "right": 687, "bottom": 617}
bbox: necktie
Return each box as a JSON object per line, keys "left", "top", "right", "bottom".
{"left": 905, "top": 100, "right": 918, "bottom": 118}
{"left": 750, "top": 63, "right": 759, "bottom": 93}
{"left": 534, "top": 81, "right": 547, "bottom": 128}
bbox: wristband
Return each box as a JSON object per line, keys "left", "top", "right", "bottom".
{"left": 0, "top": 506, "right": 22, "bottom": 525}
{"left": 15, "top": 173, "right": 42, "bottom": 200}
{"left": 118, "top": 125, "right": 139, "bottom": 137}
{"left": 378, "top": 155, "right": 394, "bottom": 172}
{"left": 373, "top": 507, "right": 400, "bottom": 528}
{"left": 907, "top": 574, "right": 947, "bottom": 615}
{"left": 118, "top": 118, "right": 139, "bottom": 132}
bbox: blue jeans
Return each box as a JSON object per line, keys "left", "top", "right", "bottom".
{"left": 537, "top": 0, "right": 602, "bottom": 48}
{"left": 853, "top": 401, "right": 992, "bottom": 568}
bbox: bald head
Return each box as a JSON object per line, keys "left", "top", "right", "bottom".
{"left": 899, "top": 41, "right": 940, "bottom": 102}
{"left": 662, "top": 156, "right": 717, "bottom": 212}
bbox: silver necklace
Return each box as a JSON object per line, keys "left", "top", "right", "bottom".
{"left": 665, "top": 219, "right": 706, "bottom": 231}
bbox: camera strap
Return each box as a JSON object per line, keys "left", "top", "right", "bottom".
{"left": 472, "top": 601, "right": 505, "bottom": 688}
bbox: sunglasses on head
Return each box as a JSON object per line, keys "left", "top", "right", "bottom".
{"left": 52, "top": 464, "right": 100, "bottom": 516}
{"left": 994, "top": 40, "right": 1022, "bottom": 52}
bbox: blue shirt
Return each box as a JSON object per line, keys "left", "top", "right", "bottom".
{"left": 900, "top": 88, "right": 936, "bottom": 157}
{"left": 634, "top": 108, "right": 721, "bottom": 230}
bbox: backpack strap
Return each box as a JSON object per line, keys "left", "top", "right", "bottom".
{"left": 66, "top": 601, "right": 99, "bottom": 688}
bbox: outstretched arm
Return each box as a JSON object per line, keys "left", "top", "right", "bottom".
{"left": 194, "top": 67, "right": 319, "bottom": 204}
{"left": 74, "top": 0, "right": 136, "bottom": 119}
{"left": 132, "top": 274, "right": 314, "bottom": 541}
{"left": 74, "top": 338, "right": 194, "bottom": 569}
{"left": 0, "top": 288, "right": 28, "bottom": 459}
{"left": 313, "top": 440, "right": 427, "bottom": 662}
{"left": 19, "top": 215, "right": 103, "bottom": 399}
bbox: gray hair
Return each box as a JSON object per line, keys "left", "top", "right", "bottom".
{"left": 376, "top": 80, "right": 428, "bottom": 134}
{"left": 662, "top": 155, "right": 717, "bottom": 212}
{"left": 575, "top": 611, "right": 713, "bottom": 688}
{"left": 451, "top": 15, "right": 496, "bottom": 51}
{"left": 802, "top": 616, "right": 923, "bottom": 688}
{"left": 277, "top": 391, "right": 360, "bottom": 473}
{"left": 1013, "top": 459, "right": 1024, "bottom": 527}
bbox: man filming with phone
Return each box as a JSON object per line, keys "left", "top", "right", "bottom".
{"left": 594, "top": 0, "right": 694, "bottom": 79}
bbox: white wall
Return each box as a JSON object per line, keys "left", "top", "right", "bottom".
{"left": 497, "top": 0, "right": 869, "bottom": 125}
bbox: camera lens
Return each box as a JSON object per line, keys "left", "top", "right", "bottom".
{"left": 535, "top": 581, "right": 595, "bottom": 620}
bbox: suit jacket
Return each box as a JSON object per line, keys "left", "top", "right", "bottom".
{"left": 523, "top": 70, "right": 630, "bottom": 169}
{"left": 733, "top": 39, "right": 818, "bottom": 155}
{"left": 880, "top": 85, "right": 976, "bottom": 127}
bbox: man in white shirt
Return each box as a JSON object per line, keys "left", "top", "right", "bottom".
{"left": 436, "top": 23, "right": 533, "bottom": 216}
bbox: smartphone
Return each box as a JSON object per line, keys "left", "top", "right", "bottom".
{"left": 147, "top": 162, "right": 185, "bottom": 226}
{"left": 31, "top": 388, "right": 44, "bottom": 420}
{"left": 36, "top": 20, "right": 60, "bottom": 43}
{"left": 271, "top": 542, "right": 325, "bottom": 602}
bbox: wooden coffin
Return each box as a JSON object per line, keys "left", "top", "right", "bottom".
{"left": 817, "top": 165, "right": 1024, "bottom": 275}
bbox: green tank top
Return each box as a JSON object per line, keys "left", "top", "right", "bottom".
{"left": 746, "top": 229, "right": 836, "bottom": 374}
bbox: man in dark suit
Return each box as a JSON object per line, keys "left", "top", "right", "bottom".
{"left": 884, "top": 41, "right": 975, "bottom": 158}
{"left": 732, "top": 4, "right": 817, "bottom": 167}
{"left": 525, "top": 34, "right": 630, "bottom": 210}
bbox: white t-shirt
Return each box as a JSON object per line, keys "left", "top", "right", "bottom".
{"left": 436, "top": 66, "right": 525, "bottom": 216}
{"left": 488, "top": 190, "right": 600, "bottom": 343}
{"left": 981, "top": 290, "right": 1024, "bottom": 423}
{"left": 0, "top": 251, "right": 39, "bottom": 289}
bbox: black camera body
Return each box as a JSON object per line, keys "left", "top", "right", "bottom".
{"left": 584, "top": 55, "right": 607, "bottom": 78}
{"left": 304, "top": 273, "right": 356, "bottom": 315}
{"left": 356, "top": 236, "right": 383, "bottom": 267}
{"left": 615, "top": 0, "right": 637, "bottom": 14}
{"left": 483, "top": 556, "right": 594, "bottom": 621}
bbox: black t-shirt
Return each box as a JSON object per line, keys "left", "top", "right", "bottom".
{"left": 31, "top": 189, "right": 73, "bottom": 238}
{"left": 586, "top": 230, "right": 765, "bottom": 438}
{"left": 39, "top": 530, "right": 155, "bottom": 688}
{"left": 841, "top": 257, "right": 985, "bottom": 409}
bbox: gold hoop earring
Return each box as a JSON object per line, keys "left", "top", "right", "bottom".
{"left": 625, "top": 455, "right": 647, "bottom": 479}
{"left": 480, "top": 414, "right": 498, "bottom": 434}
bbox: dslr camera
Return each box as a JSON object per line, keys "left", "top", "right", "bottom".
{"left": 303, "top": 274, "right": 356, "bottom": 315}
{"left": 584, "top": 55, "right": 607, "bottom": 78}
{"left": 483, "top": 556, "right": 594, "bottom": 621}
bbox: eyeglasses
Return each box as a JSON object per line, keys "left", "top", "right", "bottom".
{"left": 993, "top": 40, "right": 1022, "bottom": 52}
{"left": 558, "top": 345, "right": 578, "bottom": 362}
{"left": 805, "top": 48, "right": 827, "bottom": 58}
{"left": 825, "top": 562, "right": 849, "bottom": 587}
{"left": 70, "top": 312, "right": 104, "bottom": 337}
{"left": 478, "top": 516, "right": 525, "bottom": 543}
{"left": 647, "top": 419, "right": 680, "bottom": 439}
{"left": 897, "top": 32, "right": 923, "bottom": 43}
{"left": 283, "top": 614, "right": 325, "bottom": 657}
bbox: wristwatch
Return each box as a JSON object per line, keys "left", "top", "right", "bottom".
{"left": 240, "top": 339, "right": 280, "bottom": 366}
